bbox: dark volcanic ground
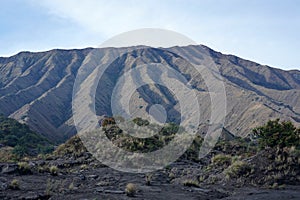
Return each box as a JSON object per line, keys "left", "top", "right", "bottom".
{"left": 1, "top": 133, "right": 300, "bottom": 200}
{"left": 1, "top": 158, "right": 300, "bottom": 200}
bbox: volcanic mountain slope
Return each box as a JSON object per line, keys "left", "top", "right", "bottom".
{"left": 0, "top": 45, "right": 299, "bottom": 142}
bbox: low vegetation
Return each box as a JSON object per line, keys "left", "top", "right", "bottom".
{"left": 1, "top": 117, "right": 299, "bottom": 197}
{"left": 54, "top": 135, "right": 87, "bottom": 158}
{"left": 9, "top": 179, "right": 20, "bottom": 190}
{"left": 18, "top": 161, "right": 31, "bottom": 174}
{"left": 211, "top": 154, "right": 232, "bottom": 166}
{"left": 145, "top": 174, "right": 152, "bottom": 186}
{"left": 125, "top": 183, "right": 137, "bottom": 197}
{"left": 49, "top": 166, "right": 58, "bottom": 176}
{"left": 103, "top": 118, "right": 180, "bottom": 153}
{"left": 182, "top": 179, "right": 200, "bottom": 187}
{"left": 225, "top": 160, "right": 253, "bottom": 178}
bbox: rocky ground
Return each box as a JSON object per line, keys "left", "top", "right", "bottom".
{"left": 1, "top": 128, "right": 299, "bottom": 200}
{"left": 1, "top": 149, "right": 299, "bottom": 200}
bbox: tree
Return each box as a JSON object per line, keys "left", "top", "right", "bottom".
{"left": 253, "top": 119, "right": 300, "bottom": 149}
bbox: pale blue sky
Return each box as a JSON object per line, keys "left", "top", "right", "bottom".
{"left": 0, "top": 0, "right": 299, "bottom": 70}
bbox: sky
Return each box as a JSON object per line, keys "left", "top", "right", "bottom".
{"left": 0, "top": 0, "right": 299, "bottom": 70}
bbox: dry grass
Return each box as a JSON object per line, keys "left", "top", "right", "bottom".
{"left": 182, "top": 179, "right": 200, "bottom": 187}
{"left": 18, "top": 161, "right": 31, "bottom": 174}
{"left": 0, "top": 147, "right": 17, "bottom": 162}
{"left": 9, "top": 179, "right": 20, "bottom": 190}
{"left": 125, "top": 183, "right": 137, "bottom": 197}
{"left": 225, "top": 160, "right": 252, "bottom": 178}
{"left": 211, "top": 154, "right": 232, "bottom": 166}
{"left": 49, "top": 166, "right": 58, "bottom": 176}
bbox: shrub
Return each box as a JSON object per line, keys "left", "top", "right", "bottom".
{"left": 198, "top": 175, "right": 206, "bottom": 182}
{"left": 9, "top": 179, "right": 20, "bottom": 190}
{"left": 253, "top": 119, "right": 300, "bottom": 149}
{"left": 38, "top": 166, "right": 45, "bottom": 173}
{"left": 125, "top": 183, "right": 137, "bottom": 197}
{"left": 69, "top": 182, "right": 75, "bottom": 190}
{"left": 49, "top": 166, "right": 58, "bottom": 176}
{"left": 54, "top": 135, "right": 87, "bottom": 157}
{"left": 45, "top": 179, "right": 67, "bottom": 195}
{"left": 18, "top": 162, "right": 31, "bottom": 174}
{"left": 145, "top": 174, "right": 152, "bottom": 186}
{"left": 225, "top": 161, "right": 252, "bottom": 178}
{"left": 182, "top": 179, "right": 200, "bottom": 187}
{"left": 211, "top": 154, "right": 232, "bottom": 166}
{"left": 80, "top": 164, "right": 88, "bottom": 170}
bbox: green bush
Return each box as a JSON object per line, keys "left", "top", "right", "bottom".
{"left": 253, "top": 119, "right": 300, "bottom": 149}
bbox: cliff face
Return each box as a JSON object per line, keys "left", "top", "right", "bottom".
{"left": 0, "top": 45, "right": 299, "bottom": 142}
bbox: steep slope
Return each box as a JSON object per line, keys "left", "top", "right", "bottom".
{"left": 169, "top": 45, "right": 300, "bottom": 134}
{"left": 0, "top": 45, "right": 299, "bottom": 142}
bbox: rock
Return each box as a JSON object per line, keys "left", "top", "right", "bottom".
{"left": 78, "top": 174, "right": 86, "bottom": 180}
{"left": 192, "top": 187, "right": 211, "bottom": 193}
{"left": 1, "top": 164, "right": 18, "bottom": 174}
{"left": 28, "top": 161, "right": 36, "bottom": 168}
{"left": 35, "top": 160, "right": 45, "bottom": 166}
{"left": 87, "top": 174, "right": 99, "bottom": 179}
{"left": 0, "top": 179, "right": 7, "bottom": 191}
{"left": 95, "top": 187, "right": 104, "bottom": 193}
{"left": 96, "top": 181, "right": 110, "bottom": 186}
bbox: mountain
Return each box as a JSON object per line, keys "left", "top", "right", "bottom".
{"left": 0, "top": 45, "right": 299, "bottom": 142}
